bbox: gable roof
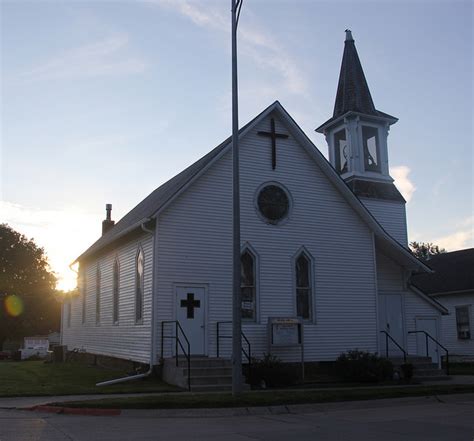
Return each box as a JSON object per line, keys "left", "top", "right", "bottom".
{"left": 73, "top": 109, "right": 264, "bottom": 263}
{"left": 316, "top": 31, "right": 397, "bottom": 132}
{"left": 74, "top": 101, "right": 431, "bottom": 275}
{"left": 411, "top": 248, "right": 474, "bottom": 296}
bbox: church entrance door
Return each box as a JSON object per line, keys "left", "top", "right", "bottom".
{"left": 176, "top": 286, "right": 206, "bottom": 355}
{"left": 378, "top": 294, "right": 405, "bottom": 357}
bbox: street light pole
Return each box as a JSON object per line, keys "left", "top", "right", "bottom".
{"left": 231, "top": 0, "right": 243, "bottom": 396}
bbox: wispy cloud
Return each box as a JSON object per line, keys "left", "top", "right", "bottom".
{"left": 391, "top": 165, "right": 416, "bottom": 203}
{"left": 20, "top": 35, "right": 146, "bottom": 81}
{"left": 433, "top": 216, "right": 474, "bottom": 251}
{"left": 147, "top": 0, "right": 308, "bottom": 94}
{"left": 1, "top": 201, "right": 101, "bottom": 291}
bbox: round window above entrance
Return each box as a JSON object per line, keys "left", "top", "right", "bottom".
{"left": 256, "top": 183, "right": 291, "bottom": 225}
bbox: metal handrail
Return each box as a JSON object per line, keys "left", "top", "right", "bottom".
{"left": 216, "top": 321, "right": 252, "bottom": 374}
{"left": 160, "top": 320, "right": 191, "bottom": 391}
{"left": 380, "top": 330, "right": 407, "bottom": 363}
{"left": 408, "top": 330, "right": 449, "bottom": 375}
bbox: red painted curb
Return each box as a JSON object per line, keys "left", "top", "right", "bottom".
{"left": 32, "top": 405, "right": 121, "bottom": 416}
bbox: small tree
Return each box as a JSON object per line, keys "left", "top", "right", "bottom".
{"left": 0, "top": 224, "right": 60, "bottom": 349}
{"left": 409, "top": 241, "right": 446, "bottom": 260}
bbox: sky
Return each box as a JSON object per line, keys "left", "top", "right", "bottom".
{"left": 1, "top": 0, "right": 473, "bottom": 291}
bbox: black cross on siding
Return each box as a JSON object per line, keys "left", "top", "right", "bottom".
{"left": 180, "top": 293, "right": 200, "bottom": 319}
{"left": 257, "top": 118, "right": 289, "bottom": 170}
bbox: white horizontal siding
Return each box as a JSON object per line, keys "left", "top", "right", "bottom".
{"left": 61, "top": 233, "right": 153, "bottom": 363}
{"left": 156, "top": 113, "right": 378, "bottom": 362}
{"left": 360, "top": 198, "right": 408, "bottom": 246}
{"left": 434, "top": 293, "right": 474, "bottom": 356}
{"left": 377, "top": 251, "right": 404, "bottom": 294}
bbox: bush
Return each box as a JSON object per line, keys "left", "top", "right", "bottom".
{"left": 335, "top": 350, "right": 394, "bottom": 383}
{"left": 247, "top": 354, "right": 295, "bottom": 388}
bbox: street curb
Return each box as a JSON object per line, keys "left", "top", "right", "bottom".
{"left": 29, "top": 405, "right": 121, "bottom": 416}
{"left": 27, "top": 393, "right": 474, "bottom": 418}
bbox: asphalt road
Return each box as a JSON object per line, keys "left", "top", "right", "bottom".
{"left": 1, "top": 394, "right": 473, "bottom": 441}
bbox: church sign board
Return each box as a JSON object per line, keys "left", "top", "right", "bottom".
{"left": 268, "top": 317, "right": 304, "bottom": 380}
{"left": 269, "top": 317, "right": 302, "bottom": 346}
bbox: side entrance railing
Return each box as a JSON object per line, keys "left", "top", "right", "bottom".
{"left": 380, "top": 330, "right": 407, "bottom": 363}
{"left": 160, "top": 320, "right": 191, "bottom": 391}
{"left": 408, "top": 330, "right": 449, "bottom": 375}
{"left": 216, "top": 321, "right": 252, "bottom": 377}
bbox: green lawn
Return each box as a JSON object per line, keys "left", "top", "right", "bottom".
{"left": 0, "top": 361, "right": 178, "bottom": 397}
{"left": 57, "top": 384, "right": 474, "bottom": 409}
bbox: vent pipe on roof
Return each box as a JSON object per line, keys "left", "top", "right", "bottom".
{"left": 101, "top": 203, "right": 115, "bottom": 236}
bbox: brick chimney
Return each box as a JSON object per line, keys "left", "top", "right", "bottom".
{"left": 102, "top": 204, "right": 115, "bottom": 236}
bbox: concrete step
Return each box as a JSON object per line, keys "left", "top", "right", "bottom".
{"left": 190, "top": 375, "right": 232, "bottom": 386}
{"left": 183, "top": 367, "right": 232, "bottom": 376}
{"left": 414, "top": 369, "right": 446, "bottom": 377}
{"left": 163, "top": 357, "right": 248, "bottom": 391}
{"left": 176, "top": 357, "right": 232, "bottom": 368}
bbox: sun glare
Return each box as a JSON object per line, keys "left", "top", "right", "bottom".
{"left": 4, "top": 295, "right": 24, "bottom": 317}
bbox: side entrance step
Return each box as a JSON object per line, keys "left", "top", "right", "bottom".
{"left": 389, "top": 356, "right": 449, "bottom": 381}
{"left": 162, "top": 357, "right": 250, "bottom": 392}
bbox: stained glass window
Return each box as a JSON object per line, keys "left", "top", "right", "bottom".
{"left": 296, "top": 253, "right": 311, "bottom": 320}
{"left": 241, "top": 250, "right": 256, "bottom": 320}
{"left": 113, "top": 258, "right": 119, "bottom": 324}
{"left": 257, "top": 185, "right": 289, "bottom": 224}
{"left": 135, "top": 249, "right": 144, "bottom": 322}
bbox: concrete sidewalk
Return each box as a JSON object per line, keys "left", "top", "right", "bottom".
{"left": 1, "top": 375, "right": 473, "bottom": 411}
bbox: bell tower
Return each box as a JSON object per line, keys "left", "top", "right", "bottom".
{"left": 317, "top": 30, "right": 408, "bottom": 245}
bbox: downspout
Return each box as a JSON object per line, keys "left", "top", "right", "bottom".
{"left": 96, "top": 218, "right": 157, "bottom": 387}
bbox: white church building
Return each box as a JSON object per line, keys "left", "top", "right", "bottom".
{"left": 61, "top": 31, "right": 448, "bottom": 383}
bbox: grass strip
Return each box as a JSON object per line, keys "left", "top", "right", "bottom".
{"left": 54, "top": 384, "right": 474, "bottom": 409}
{"left": 0, "top": 361, "right": 177, "bottom": 397}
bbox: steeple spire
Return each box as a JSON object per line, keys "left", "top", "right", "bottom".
{"left": 333, "top": 30, "right": 376, "bottom": 118}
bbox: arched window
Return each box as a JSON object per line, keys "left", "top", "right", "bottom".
{"left": 241, "top": 249, "right": 257, "bottom": 320}
{"left": 295, "top": 252, "right": 312, "bottom": 320}
{"left": 96, "top": 265, "right": 101, "bottom": 324}
{"left": 81, "top": 267, "right": 86, "bottom": 324}
{"left": 66, "top": 301, "right": 72, "bottom": 328}
{"left": 135, "top": 248, "right": 144, "bottom": 323}
{"left": 112, "top": 258, "right": 120, "bottom": 324}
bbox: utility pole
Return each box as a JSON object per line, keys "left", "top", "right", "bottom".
{"left": 231, "top": 0, "right": 243, "bottom": 396}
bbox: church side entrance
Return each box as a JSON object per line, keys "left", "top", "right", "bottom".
{"left": 378, "top": 294, "right": 405, "bottom": 356}
{"left": 176, "top": 286, "right": 206, "bottom": 355}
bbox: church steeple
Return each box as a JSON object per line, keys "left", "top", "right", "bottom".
{"left": 316, "top": 31, "right": 408, "bottom": 246}
{"left": 333, "top": 30, "right": 376, "bottom": 118}
{"left": 316, "top": 30, "right": 398, "bottom": 184}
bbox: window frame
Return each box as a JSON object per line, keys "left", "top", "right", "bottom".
{"left": 95, "top": 264, "right": 101, "bottom": 325}
{"left": 112, "top": 257, "right": 120, "bottom": 325}
{"left": 254, "top": 181, "right": 293, "bottom": 226}
{"left": 240, "top": 244, "right": 259, "bottom": 322}
{"left": 333, "top": 128, "right": 348, "bottom": 174}
{"left": 455, "top": 305, "right": 471, "bottom": 340}
{"left": 135, "top": 246, "right": 145, "bottom": 324}
{"left": 292, "top": 247, "right": 315, "bottom": 322}
{"left": 361, "top": 125, "right": 381, "bottom": 173}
